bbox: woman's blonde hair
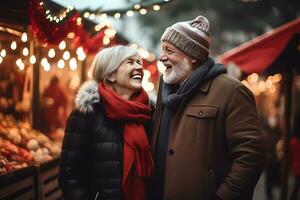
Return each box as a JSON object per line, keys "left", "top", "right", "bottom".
{"left": 91, "top": 45, "right": 137, "bottom": 82}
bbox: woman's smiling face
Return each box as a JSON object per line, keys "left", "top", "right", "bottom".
{"left": 109, "top": 54, "right": 144, "bottom": 97}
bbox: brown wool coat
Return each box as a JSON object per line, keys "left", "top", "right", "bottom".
{"left": 151, "top": 74, "right": 266, "bottom": 200}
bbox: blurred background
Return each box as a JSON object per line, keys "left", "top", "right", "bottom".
{"left": 0, "top": 0, "right": 299, "bottom": 199}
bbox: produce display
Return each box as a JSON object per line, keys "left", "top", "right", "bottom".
{"left": 0, "top": 113, "right": 62, "bottom": 175}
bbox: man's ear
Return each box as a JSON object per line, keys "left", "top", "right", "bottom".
{"left": 106, "top": 73, "right": 116, "bottom": 82}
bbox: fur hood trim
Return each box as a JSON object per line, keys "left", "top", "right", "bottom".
{"left": 75, "top": 80, "right": 100, "bottom": 114}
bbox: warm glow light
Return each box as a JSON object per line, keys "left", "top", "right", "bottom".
{"left": 41, "top": 58, "right": 48, "bottom": 66}
{"left": 59, "top": 40, "right": 66, "bottom": 50}
{"left": 0, "top": 49, "right": 6, "bottom": 57}
{"left": 157, "top": 61, "right": 166, "bottom": 74}
{"left": 21, "top": 32, "right": 28, "bottom": 42}
{"left": 153, "top": 5, "right": 160, "bottom": 11}
{"left": 63, "top": 51, "right": 70, "bottom": 60}
{"left": 43, "top": 63, "right": 51, "bottom": 72}
{"left": 140, "top": 9, "right": 147, "bottom": 15}
{"left": 129, "top": 44, "right": 138, "bottom": 50}
{"left": 89, "top": 14, "right": 96, "bottom": 20}
{"left": 29, "top": 55, "right": 36, "bottom": 64}
{"left": 0, "top": 57, "right": 3, "bottom": 64}
{"left": 147, "top": 53, "right": 156, "bottom": 62}
{"left": 48, "top": 48, "right": 55, "bottom": 58}
{"left": 100, "top": 13, "right": 107, "bottom": 20}
{"left": 57, "top": 59, "right": 65, "bottom": 69}
{"left": 247, "top": 73, "right": 259, "bottom": 83}
{"left": 103, "top": 36, "right": 110, "bottom": 45}
{"left": 22, "top": 47, "right": 29, "bottom": 56}
{"left": 84, "top": 12, "right": 90, "bottom": 18}
{"left": 126, "top": 10, "right": 134, "bottom": 17}
{"left": 76, "top": 47, "right": 86, "bottom": 61}
{"left": 67, "top": 32, "right": 75, "bottom": 39}
{"left": 114, "top": 13, "right": 121, "bottom": 19}
{"left": 69, "top": 58, "right": 77, "bottom": 70}
{"left": 142, "top": 81, "right": 154, "bottom": 91}
{"left": 138, "top": 48, "right": 150, "bottom": 59}
{"left": 134, "top": 4, "right": 141, "bottom": 9}
{"left": 11, "top": 41, "right": 17, "bottom": 50}
{"left": 143, "top": 70, "right": 151, "bottom": 80}
{"left": 105, "top": 29, "right": 117, "bottom": 38}
{"left": 70, "top": 75, "right": 80, "bottom": 89}
{"left": 16, "top": 58, "right": 25, "bottom": 70}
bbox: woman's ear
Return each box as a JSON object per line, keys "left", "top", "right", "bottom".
{"left": 106, "top": 73, "right": 117, "bottom": 82}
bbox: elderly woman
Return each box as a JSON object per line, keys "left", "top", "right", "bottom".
{"left": 58, "top": 45, "right": 154, "bottom": 200}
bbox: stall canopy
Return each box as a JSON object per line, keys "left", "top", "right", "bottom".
{"left": 219, "top": 18, "right": 300, "bottom": 74}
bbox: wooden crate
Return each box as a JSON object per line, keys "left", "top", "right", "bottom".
{"left": 0, "top": 166, "right": 38, "bottom": 200}
{"left": 38, "top": 158, "right": 62, "bottom": 200}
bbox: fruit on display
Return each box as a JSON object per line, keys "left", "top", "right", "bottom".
{"left": 0, "top": 114, "right": 63, "bottom": 174}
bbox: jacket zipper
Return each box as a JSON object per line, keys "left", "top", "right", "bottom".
{"left": 94, "top": 192, "right": 100, "bottom": 200}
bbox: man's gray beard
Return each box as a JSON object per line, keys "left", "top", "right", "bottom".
{"left": 163, "top": 59, "right": 193, "bottom": 84}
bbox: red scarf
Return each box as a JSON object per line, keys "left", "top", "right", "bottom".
{"left": 98, "top": 82, "right": 154, "bottom": 200}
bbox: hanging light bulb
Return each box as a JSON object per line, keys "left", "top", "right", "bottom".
{"left": 29, "top": 55, "right": 36, "bottom": 64}
{"left": 43, "top": 62, "right": 51, "bottom": 72}
{"left": 21, "top": 32, "right": 28, "bottom": 42}
{"left": 22, "top": 47, "right": 29, "bottom": 56}
{"left": 0, "top": 49, "right": 6, "bottom": 57}
{"left": 63, "top": 51, "right": 70, "bottom": 60}
{"left": 114, "top": 13, "right": 121, "bottom": 19}
{"left": 16, "top": 58, "right": 25, "bottom": 70}
{"left": 11, "top": 41, "right": 17, "bottom": 50}
{"left": 69, "top": 58, "right": 77, "bottom": 70}
{"left": 41, "top": 58, "right": 48, "bottom": 66}
{"left": 48, "top": 48, "right": 55, "bottom": 58}
{"left": 140, "top": 9, "right": 147, "bottom": 15}
{"left": 153, "top": 5, "right": 161, "bottom": 11}
{"left": 59, "top": 40, "right": 66, "bottom": 50}
{"left": 57, "top": 59, "right": 65, "bottom": 69}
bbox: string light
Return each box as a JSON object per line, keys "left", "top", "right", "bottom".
{"left": 114, "top": 13, "right": 121, "bottom": 19}
{"left": 48, "top": 48, "right": 55, "bottom": 58}
{"left": 103, "top": 36, "right": 110, "bottom": 45}
{"left": 22, "top": 47, "right": 29, "bottom": 56}
{"left": 76, "top": 47, "right": 86, "bottom": 61}
{"left": 41, "top": 2, "right": 75, "bottom": 24}
{"left": 105, "top": 28, "right": 117, "bottom": 38}
{"left": 30, "top": 55, "right": 36, "bottom": 64}
{"left": 69, "top": 58, "right": 77, "bottom": 70}
{"left": 140, "top": 9, "right": 147, "bottom": 15}
{"left": 63, "top": 51, "right": 70, "bottom": 60}
{"left": 126, "top": 10, "right": 134, "bottom": 17}
{"left": 153, "top": 5, "right": 160, "bottom": 11}
{"left": 11, "top": 41, "right": 17, "bottom": 50}
{"left": 21, "top": 32, "right": 28, "bottom": 42}
{"left": 59, "top": 40, "right": 66, "bottom": 50}
{"left": 134, "top": 4, "right": 141, "bottom": 9}
{"left": 16, "top": 58, "right": 25, "bottom": 70}
{"left": 0, "top": 49, "right": 6, "bottom": 57}
{"left": 0, "top": 57, "right": 3, "bottom": 64}
{"left": 57, "top": 59, "right": 65, "bottom": 69}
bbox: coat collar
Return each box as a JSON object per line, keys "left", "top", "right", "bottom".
{"left": 199, "top": 79, "right": 213, "bottom": 93}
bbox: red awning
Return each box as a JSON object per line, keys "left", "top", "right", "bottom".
{"left": 218, "top": 18, "right": 300, "bottom": 74}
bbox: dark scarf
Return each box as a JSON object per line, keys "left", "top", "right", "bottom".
{"left": 98, "top": 82, "right": 154, "bottom": 200}
{"left": 162, "top": 57, "right": 227, "bottom": 108}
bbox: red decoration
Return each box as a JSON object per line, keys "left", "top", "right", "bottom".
{"left": 28, "top": 0, "right": 117, "bottom": 53}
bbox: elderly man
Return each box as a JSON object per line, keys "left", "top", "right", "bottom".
{"left": 151, "top": 15, "right": 266, "bottom": 200}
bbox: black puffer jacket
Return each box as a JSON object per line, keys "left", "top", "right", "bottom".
{"left": 59, "top": 80, "right": 126, "bottom": 200}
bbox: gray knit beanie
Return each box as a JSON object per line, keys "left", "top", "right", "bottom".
{"left": 161, "top": 15, "right": 210, "bottom": 59}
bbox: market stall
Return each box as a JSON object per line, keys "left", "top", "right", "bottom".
{"left": 219, "top": 18, "right": 300, "bottom": 200}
